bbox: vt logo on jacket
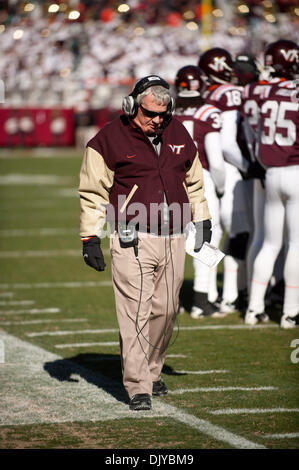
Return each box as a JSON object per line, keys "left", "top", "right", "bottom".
{"left": 168, "top": 144, "right": 185, "bottom": 155}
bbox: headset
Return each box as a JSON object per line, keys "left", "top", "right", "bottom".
{"left": 122, "top": 75, "right": 175, "bottom": 119}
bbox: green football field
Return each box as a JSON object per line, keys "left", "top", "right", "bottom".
{"left": 0, "top": 148, "right": 298, "bottom": 451}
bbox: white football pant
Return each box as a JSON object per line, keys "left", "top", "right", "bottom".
{"left": 220, "top": 162, "right": 253, "bottom": 303}
{"left": 193, "top": 169, "right": 223, "bottom": 302}
{"left": 248, "top": 165, "right": 299, "bottom": 316}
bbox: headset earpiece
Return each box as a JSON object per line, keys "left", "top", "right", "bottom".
{"left": 167, "top": 96, "right": 175, "bottom": 116}
{"left": 122, "top": 94, "right": 138, "bottom": 117}
{"left": 122, "top": 75, "right": 174, "bottom": 118}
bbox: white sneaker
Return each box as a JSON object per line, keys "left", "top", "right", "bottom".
{"left": 190, "top": 302, "right": 225, "bottom": 319}
{"left": 244, "top": 309, "right": 269, "bottom": 325}
{"left": 280, "top": 314, "right": 298, "bottom": 329}
{"left": 178, "top": 304, "right": 185, "bottom": 315}
{"left": 190, "top": 306, "right": 204, "bottom": 319}
{"left": 220, "top": 300, "right": 238, "bottom": 314}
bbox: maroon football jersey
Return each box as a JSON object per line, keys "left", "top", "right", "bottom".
{"left": 204, "top": 83, "right": 243, "bottom": 112}
{"left": 238, "top": 80, "right": 270, "bottom": 162}
{"left": 205, "top": 83, "right": 250, "bottom": 164}
{"left": 174, "top": 103, "right": 222, "bottom": 171}
{"left": 258, "top": 80, "right": 299, "bottom": 167}
{"left": 242, "top": 80, "right": 270, "bottom": 130}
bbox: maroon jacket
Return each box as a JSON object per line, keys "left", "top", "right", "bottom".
{"left": 79, "top": 114, "right": 210, "bottom": 237}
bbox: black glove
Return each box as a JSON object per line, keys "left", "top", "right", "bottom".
{"left": 215, "top": 188, "right": 224, "bottom": 199}
{"left": 194, "top": 219, "right": 212, "bottom": 252}
{"left": 82, "top": 236, "right": 106, "bottom": 271}
{"left": 244, "top": 161, "right": 266, "bottom": 181}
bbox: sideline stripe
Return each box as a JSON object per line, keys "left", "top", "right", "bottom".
{"left": 173, "top": 410, "right": 266, "bottom": 449}
{"left": 55, "top": 341, "right": 119, "bottom": 348}
{"left": 169, "top": 386, "right": 276, "bottom": 395}
{"left": 0, "top": 319, "right": 87, "bottom": 326}
{"left": 0, "top": 293, "right": 14, "bottom": 297}
{"left": 210, "top": 408, "right": 299, "bottom": 415}
{"left": 262, "top": 433, "right": 299, "bottom": 439}
{"left": 0, "top": 281, "right": 113, "bottom": 289}
{"left": 0, "top": 308, "right": 60, "bottom": 315}
{"left": 0, "top": 331, "right": 266, "bottom": 449}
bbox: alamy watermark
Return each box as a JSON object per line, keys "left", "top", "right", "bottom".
{"left": 92, "top": 198, "right": 206, "bottom": 239}
{"left": 290, "top": 339, "right": 299, "bottom": 364}
{"left": 0, "top": 339, "right": 4, "bottom": 364}
{"left": 0, "top": 79, "right": 4, "bottom": 103}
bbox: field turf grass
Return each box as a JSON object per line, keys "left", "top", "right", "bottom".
{"left": 0, "top": 149, "right": 298, "bottom": 452}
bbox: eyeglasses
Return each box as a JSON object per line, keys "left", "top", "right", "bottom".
{"left": 140, "top": 104, "right": 167, "bottom": 119}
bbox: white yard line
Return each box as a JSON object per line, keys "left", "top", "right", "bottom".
{"left": 55, "top": 341, "right": 119, "bottom": 348}
{"left": 26, "top": 328, "right": 118, "bottom": 337}
{"left": 0, "top": 331, "right": 266, "bottom": 449}
{"left": 0, "top": 293, "right": 14, "bottom": 298}
{"left": 0, "top": 319, "right": 87, "bottom": 326}
{"left": 0, "top": 174, "right": 72, "bottom": 185}
{"left": 262, "top": 433, "right": 299, "bottom": 439}
{"left": 169, "top": 386, "right": 277, "bottom": 395}
{"left": 0, "top": 228, "right": 77, "bottom": 237}
{"left": 179, "top": 325, "right": 278, "bottom": 330}
{"left": 24, "top": 324, "right": 278, "bottom": 338}
{"left": 210, "top": 408, "right": 299, "bottom": 415}
{"left": 0, "top": 281, "right": 113, "bottom": 289}
{"left": 0, "top": 308, "right": 60, "bottom": 315}
{"left": 0, "top": 250, "right": 79, "bottom": 258}
{"left": 172, "top": 370, "right": 229, "bottom": 375}
{"left": 0, "top": 300, "right": 35, "bottom": 306}
{"left": 0, "top": 249, "right": 110, "bottom": 258}
{"left": 166, "top": 354, "right": 187, "bottom": 358}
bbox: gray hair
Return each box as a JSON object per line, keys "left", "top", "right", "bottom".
{"left": 136, "top": 85, "right": 171, "bottom": 106}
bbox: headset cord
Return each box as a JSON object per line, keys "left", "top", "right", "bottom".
{"left": 167, "top": 234, "right": 180, "bottom": 349}
{"left": 133, "top": 236, "right": 179, "bottom": 359}
{"left": 134, "top": 244, "right": 165, "bottom": 359}
{"left": 133, "top": 245, "right": 150, "bottom": 361}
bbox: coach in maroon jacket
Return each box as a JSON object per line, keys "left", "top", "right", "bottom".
{"left": 78, "top": 75, "right": 211, "bottom": 411}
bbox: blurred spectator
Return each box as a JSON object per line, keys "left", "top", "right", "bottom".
{"left": 0, "top": 0, "right": 298, "bottom": 112}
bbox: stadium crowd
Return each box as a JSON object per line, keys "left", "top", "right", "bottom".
{"left": 0, "top": 0, "right": 298, "bottom": 111}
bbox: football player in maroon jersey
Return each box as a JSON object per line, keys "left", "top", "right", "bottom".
{"left": 198, "top": 48, "right": 255, "bottom": 315}
{"left": 245, "top": 39, "right": 299, "bottom": 328}
{"left": 174, "top": 65, "right": 226, "bottom": 318}
{"left": 237, "top": 54, "right": 285, "bottom": 308}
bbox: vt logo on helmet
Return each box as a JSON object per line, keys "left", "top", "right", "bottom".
{"left": 198, "top": 47, "right": 233, "bottom": 85}
{"left": 264, "top": 39, "right": 299, "bottom": 80}
{"left": 280, "top": 49, "right": 299, "bottom": 62}
{"left": 209, "top": 56, "right": 231, "bottom": 73}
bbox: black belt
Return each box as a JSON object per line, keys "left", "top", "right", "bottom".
{"left": 129, "top": 224, "right": 183, "bottom": 236}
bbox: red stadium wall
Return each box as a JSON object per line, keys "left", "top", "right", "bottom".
{"left": 0, "top": 108, "right": 75, "bottom": 147}
{"left": 0, "top": 108, "right": 122, "bottom": 147}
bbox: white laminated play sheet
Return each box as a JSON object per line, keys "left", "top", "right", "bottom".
{"left": 185, "top": 222, "right": 225, "bottom": 268}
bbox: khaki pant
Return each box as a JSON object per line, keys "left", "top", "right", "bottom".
{"left": 110, "top": 231, "right": 186, "bottom": 399}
